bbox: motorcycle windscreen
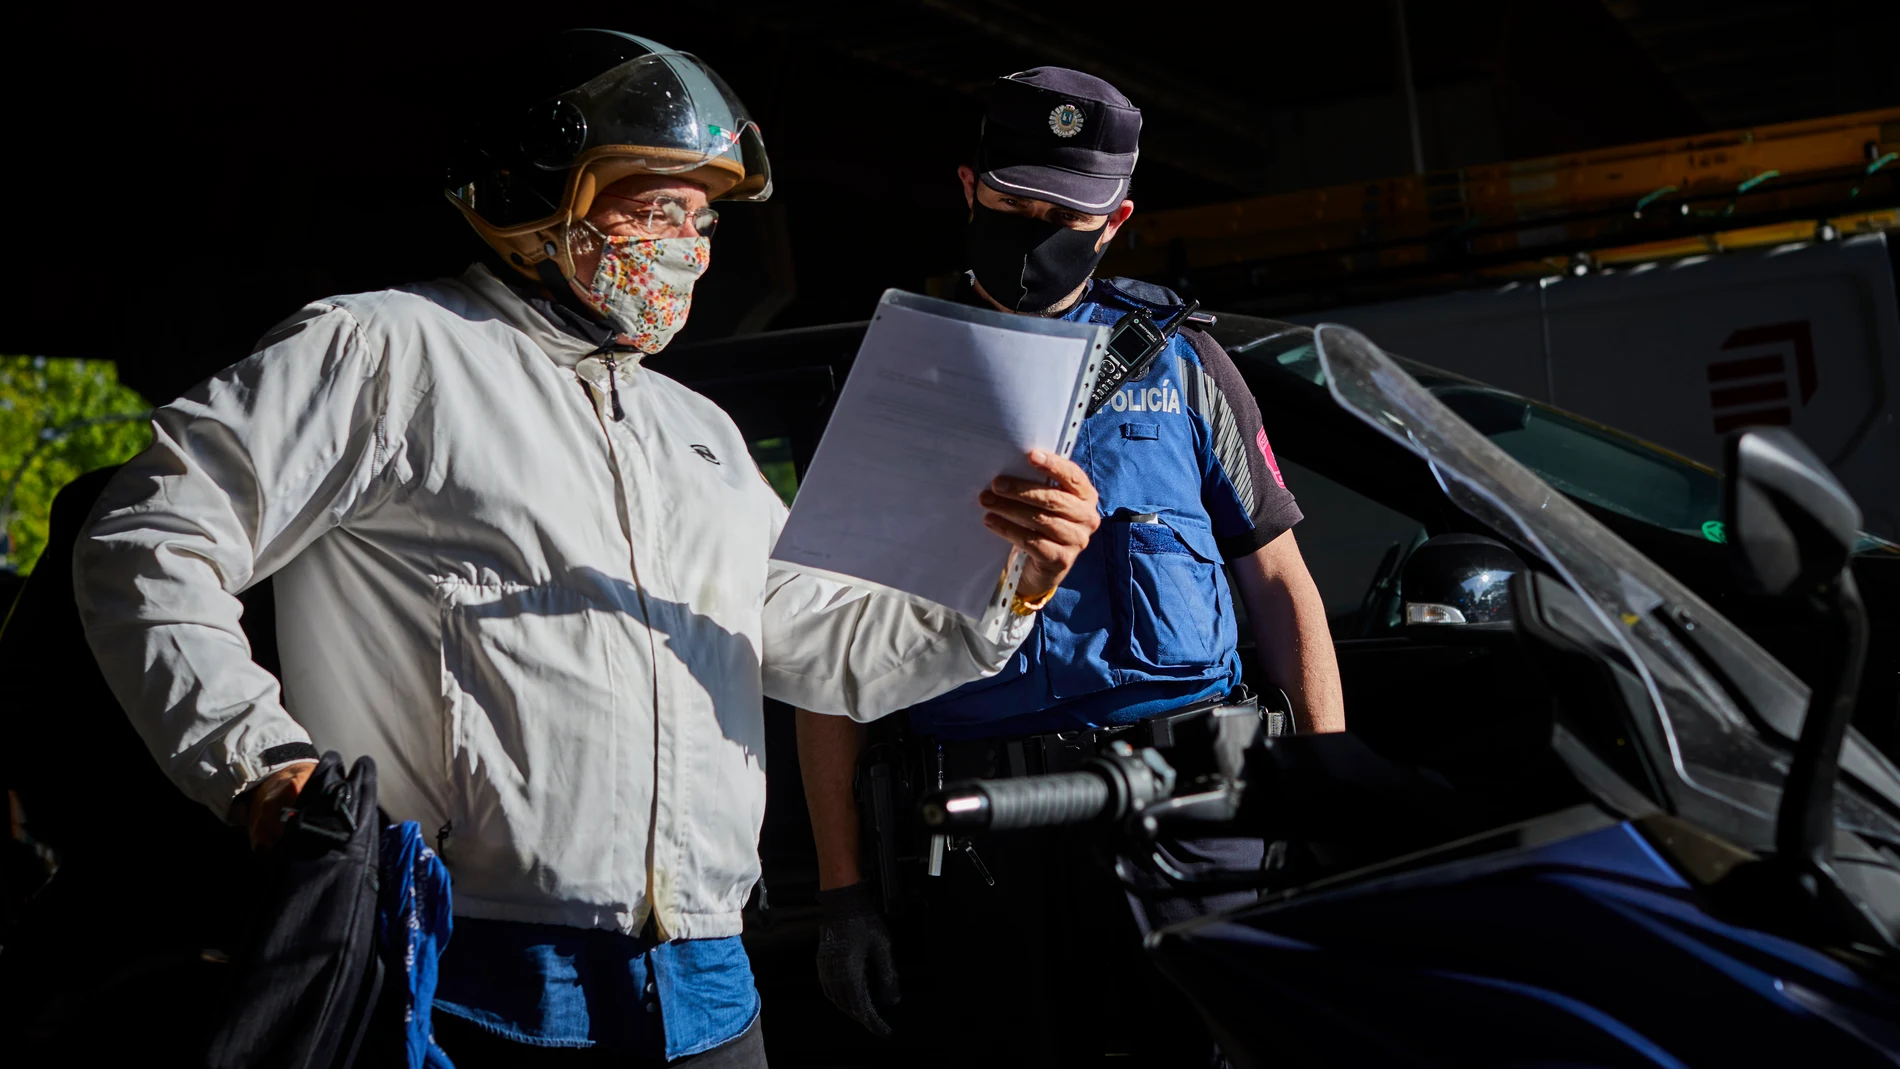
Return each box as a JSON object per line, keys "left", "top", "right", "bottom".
{"left": 1313, "top": 323, "right": 1900, "bottom": 849}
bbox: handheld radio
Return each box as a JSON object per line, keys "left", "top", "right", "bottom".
{"left": 1085, "top": 299, "right": 1210, "bottom": 417}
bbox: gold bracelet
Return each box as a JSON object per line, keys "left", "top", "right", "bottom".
{"left": 1010, "top": 584, "right": 1059, "bottom": 616}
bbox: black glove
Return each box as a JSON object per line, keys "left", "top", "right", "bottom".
{"left": 815, "top": 882, "right": 901, "bottom": 1036}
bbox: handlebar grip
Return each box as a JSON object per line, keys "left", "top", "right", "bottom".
{"left": 979, "top": 771, "right": 1113, "bottom": 831}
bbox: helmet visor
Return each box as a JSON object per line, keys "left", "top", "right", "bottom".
{"left": 546, "top": 51, "right": 772, "bottom": 201}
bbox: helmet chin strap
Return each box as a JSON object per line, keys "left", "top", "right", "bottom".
{"left": 534, "top": 256, "right": 592, "bottom": 317}
{"left": 526, "top": 253, "right": 639, "bottom": 422}
{"left": 533, "top": 255, "right": 627, "bottom": 349}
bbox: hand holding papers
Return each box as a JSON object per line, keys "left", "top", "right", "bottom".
{"left": 772, "top": 290, "right": 1108, "bottom": 639}
{"left": 977, "top": 448, "right": 1101, "bottom": 606}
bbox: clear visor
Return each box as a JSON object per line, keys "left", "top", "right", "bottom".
{"left": 548, "top": 51, "right": 771, "bottom": 201}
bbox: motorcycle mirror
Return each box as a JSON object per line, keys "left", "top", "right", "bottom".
{"left": 1721, "top": 428, "right": 1860, "bottom": 598}
{"left": 1718, "top": 428, "right": 1891, "bottom": 949}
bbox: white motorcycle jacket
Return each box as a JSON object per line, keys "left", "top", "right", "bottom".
{"left": 75, "top": 264, "right": 1031, "bottom": 940}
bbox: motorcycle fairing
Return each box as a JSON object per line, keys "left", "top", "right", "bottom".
{"left": 1151, "top": 816, "right": 1900, "bottom": 1067}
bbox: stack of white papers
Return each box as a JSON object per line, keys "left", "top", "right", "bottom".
{"left": 772, "top": 289, "right": 1108, "bottom": 638}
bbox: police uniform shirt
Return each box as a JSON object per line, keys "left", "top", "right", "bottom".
{"left": 907, "top": 278, "right": 1302, "bottom": 740}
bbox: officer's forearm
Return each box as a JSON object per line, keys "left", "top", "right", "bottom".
{"left": 1235, "top": 531, "right": 1346, "bottom": 733}
{"left": 796, "top": 708, "right": 868, "bottom": 890}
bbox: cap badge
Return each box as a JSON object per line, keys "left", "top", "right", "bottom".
{"left": 1047, "top": 103, "right": 1085, "bottom": 138}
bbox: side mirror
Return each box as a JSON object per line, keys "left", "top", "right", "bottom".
{"left": 1722, "top": 428, "right": 1860, "bottom": 598}
{"left": 1399, "top": 533, "right": 1524, "bottom": 630}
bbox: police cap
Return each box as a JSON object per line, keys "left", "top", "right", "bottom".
{"left": 976, "top": 67, "right": 1141, "bottom": 215}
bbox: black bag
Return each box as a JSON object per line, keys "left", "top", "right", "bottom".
{"left": 205, "top": 752, "right": 385, "bottom": 1069}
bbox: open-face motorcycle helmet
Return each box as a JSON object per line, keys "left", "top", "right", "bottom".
{"left": 444, "top": 29, "right": 771, "bottom": 284}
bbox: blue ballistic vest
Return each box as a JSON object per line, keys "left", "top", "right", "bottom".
{"left": 906, "top": 280, "right": 1242, "bottom": 740}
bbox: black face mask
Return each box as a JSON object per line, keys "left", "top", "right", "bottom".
{"left": 965, "top": 203, "right": 1110, "bottom": 313}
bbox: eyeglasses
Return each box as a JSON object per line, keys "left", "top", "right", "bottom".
{"left": 595, "top": 193, "right": 720, "bottom": 238}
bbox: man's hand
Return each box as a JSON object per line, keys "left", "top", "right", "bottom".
{"left": 239, "top": 762, "right": 317, "bottom": 850}
{"left": 979, "top": 449, "right": 1101, "bottom": 597}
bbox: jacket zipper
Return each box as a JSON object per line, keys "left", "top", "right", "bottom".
{"left": 602, "top": 355, "right": 625, "bottom": 422}
{"left": 578, "top": 341, "right": 655, "bottom": 923}
{"left": 582, "top": 332, "right": 629, "bottom": 422}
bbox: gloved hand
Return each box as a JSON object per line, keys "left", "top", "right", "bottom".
{"left": 815, "top": 882, "right": 901, "bottom": 1036}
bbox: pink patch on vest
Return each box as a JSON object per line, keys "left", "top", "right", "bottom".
{"left": 1257, "top": 428, "right": 1286, "bottom": 489}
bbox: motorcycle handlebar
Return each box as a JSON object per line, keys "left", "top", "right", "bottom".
{"left": 920, "top": 745, "right": 1175, "bottom": 833}
{"left": 920, "top": 730, "right": 1480, "bottom": 866}
{"left": 921, "top": 770, "right": 1115, "bottom": 832}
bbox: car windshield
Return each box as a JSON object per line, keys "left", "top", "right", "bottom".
{"left": 1235, "top": 324, "right": 1900, "bottom": 557}
{"left": 1309, "top": 322, "right": 1900, "bottom": 847}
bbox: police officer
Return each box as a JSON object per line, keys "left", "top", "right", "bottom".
{"left": 796, "top": 68, "right": 1345, "bottom": 1063}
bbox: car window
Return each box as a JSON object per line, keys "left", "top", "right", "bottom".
{"left": 1274, "top": 457, "right": 1427, "bottom": 636}
{"left": 1260, "top": 338, "right": 1325, "bottom": 385}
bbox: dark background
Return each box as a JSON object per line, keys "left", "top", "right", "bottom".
{"left": 6, "top": 0, "right": 1900, "bottom": 404}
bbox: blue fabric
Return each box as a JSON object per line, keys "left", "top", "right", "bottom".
{"left": 433, "top": 919, "right": 759, "bottom": 1061}
{"left": 377, "top": 821, "right": 456, "bottom": 1069}
{"left": 909, "top": 281, "right": 1243, "bottom": 739}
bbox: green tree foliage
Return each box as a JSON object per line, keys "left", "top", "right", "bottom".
{"left": 0, "top": 357, "right": 151, "bottom": 575}
{"left": 749, "top": 436, "right": 799, "bottom": 506}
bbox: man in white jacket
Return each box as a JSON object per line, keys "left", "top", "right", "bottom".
{"left": 73, "top": 31, "right": 1100, "bottom": 1067}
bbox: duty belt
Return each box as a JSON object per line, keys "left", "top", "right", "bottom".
{"left": 927, "top": 690, "right": 1272, "bottom": 784}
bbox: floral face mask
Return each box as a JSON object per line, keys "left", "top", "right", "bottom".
{"left": 576, "top": 234, "right": 712, "bottom": 354}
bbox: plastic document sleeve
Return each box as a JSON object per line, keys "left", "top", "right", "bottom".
{"left": 771, "top": 288, "right": 1108, "bottom": 643}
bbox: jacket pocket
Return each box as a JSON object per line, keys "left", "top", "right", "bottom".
{"left": 1113, "top": 514, "right": 1227, "bottom": 669}
{"left": 437, "top": 581, "right": 622, "bottom": 904}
